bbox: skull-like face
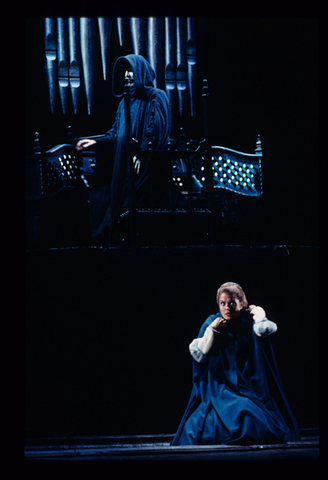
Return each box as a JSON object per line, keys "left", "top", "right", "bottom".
{"left": 124, "top": 70, "right": 134, "bottom": 85}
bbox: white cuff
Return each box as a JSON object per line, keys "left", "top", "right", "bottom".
{"left": 253, "top": 319, "right": 278, "bottom": 337}
{"left": 189, "top": 338, "right": 209, "bottom": 363}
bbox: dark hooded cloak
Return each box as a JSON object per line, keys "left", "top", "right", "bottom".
{"left": 171, "top": 311, "right": 300, "bottom": 446}
{"left": 89, "top": 54, "right": 171, "bottom": 244}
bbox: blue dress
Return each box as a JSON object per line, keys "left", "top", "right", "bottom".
{"left": 171, "top": 312, "right": 300, "bottom": 445}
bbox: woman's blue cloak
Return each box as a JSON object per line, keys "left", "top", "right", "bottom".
{"left": 171, "top": 312, "right": 300, "bottom": 445}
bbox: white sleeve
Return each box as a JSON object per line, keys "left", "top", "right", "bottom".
{"left": 253, "top": 319, "right": 278, "bottom": 337}
{"left": 189, "top": 326, "right": 220, "bottom": 363}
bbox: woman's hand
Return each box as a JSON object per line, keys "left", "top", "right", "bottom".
{"left": 76, "top": 138, "right": 97, "bottom": 152}
{"left": 250, "top": 306, "right": 266, "bottom": 323}
{"left": 210, "top": 317, "right": 228, "bottom": 332}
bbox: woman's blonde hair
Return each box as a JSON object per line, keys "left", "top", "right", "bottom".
{"left": 216, "top": 282, "right": 249, "bottom": 309}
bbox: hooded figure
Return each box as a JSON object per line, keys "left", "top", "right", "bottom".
{"left": 79, "top": 54, "right": 171, "bottom": 245}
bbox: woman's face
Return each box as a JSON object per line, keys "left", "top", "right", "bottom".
{"left": 219, "top": 292, "right": 244, "bottom": 321}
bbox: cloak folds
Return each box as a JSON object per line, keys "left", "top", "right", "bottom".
{"left": 89, "top": 54, "right": 172, "bottom": 244}
{"left": 171, "top": 312, "right": 300, "bottom": 446}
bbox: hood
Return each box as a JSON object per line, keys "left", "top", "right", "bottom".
{"left": 112, "top": 54, "right": 156, "bottom": 98}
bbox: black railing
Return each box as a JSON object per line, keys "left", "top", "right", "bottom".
{"left": 27, "top": 78, "right": 263, "bottom": 248}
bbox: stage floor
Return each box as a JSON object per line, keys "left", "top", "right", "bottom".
{"left": 25, "top": 429, "right": 319, "bottom": 461}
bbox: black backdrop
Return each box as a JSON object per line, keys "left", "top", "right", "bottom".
{"left": 25, "top": 246, "right": 319, "bottom": 437}
{"left": 24, "top": 17, "right": 319, "bottom": 438}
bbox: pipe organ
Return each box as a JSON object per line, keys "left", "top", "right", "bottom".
{"left": 44, "top": 17, "right": 196, "bottom": 117}
{"left": 32, "top": 19, "right": 265, "bottom": 248}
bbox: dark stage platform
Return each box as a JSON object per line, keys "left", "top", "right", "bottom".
{"left": 25, "top": 245, "right": 320, "bottom": 469}
{"left": 25, "top": 429, "right": 319, "bottom": 461}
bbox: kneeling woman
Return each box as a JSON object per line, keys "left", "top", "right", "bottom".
{"left": 171, "top": 282, "right": 300, "bottom": 446}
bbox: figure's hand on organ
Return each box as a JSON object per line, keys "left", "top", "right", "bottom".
{"left": 76, "top": 139, "right": 97, "bottom": 152}
{"left": 210, "top": 317, "right": 228, "bottom": 332}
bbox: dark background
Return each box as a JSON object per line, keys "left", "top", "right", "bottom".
{"left": 25, "top": 245, "right": 319, "bottom": 437}
{"left": 24, "top": 17, "right": 320, "bottom": 438}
